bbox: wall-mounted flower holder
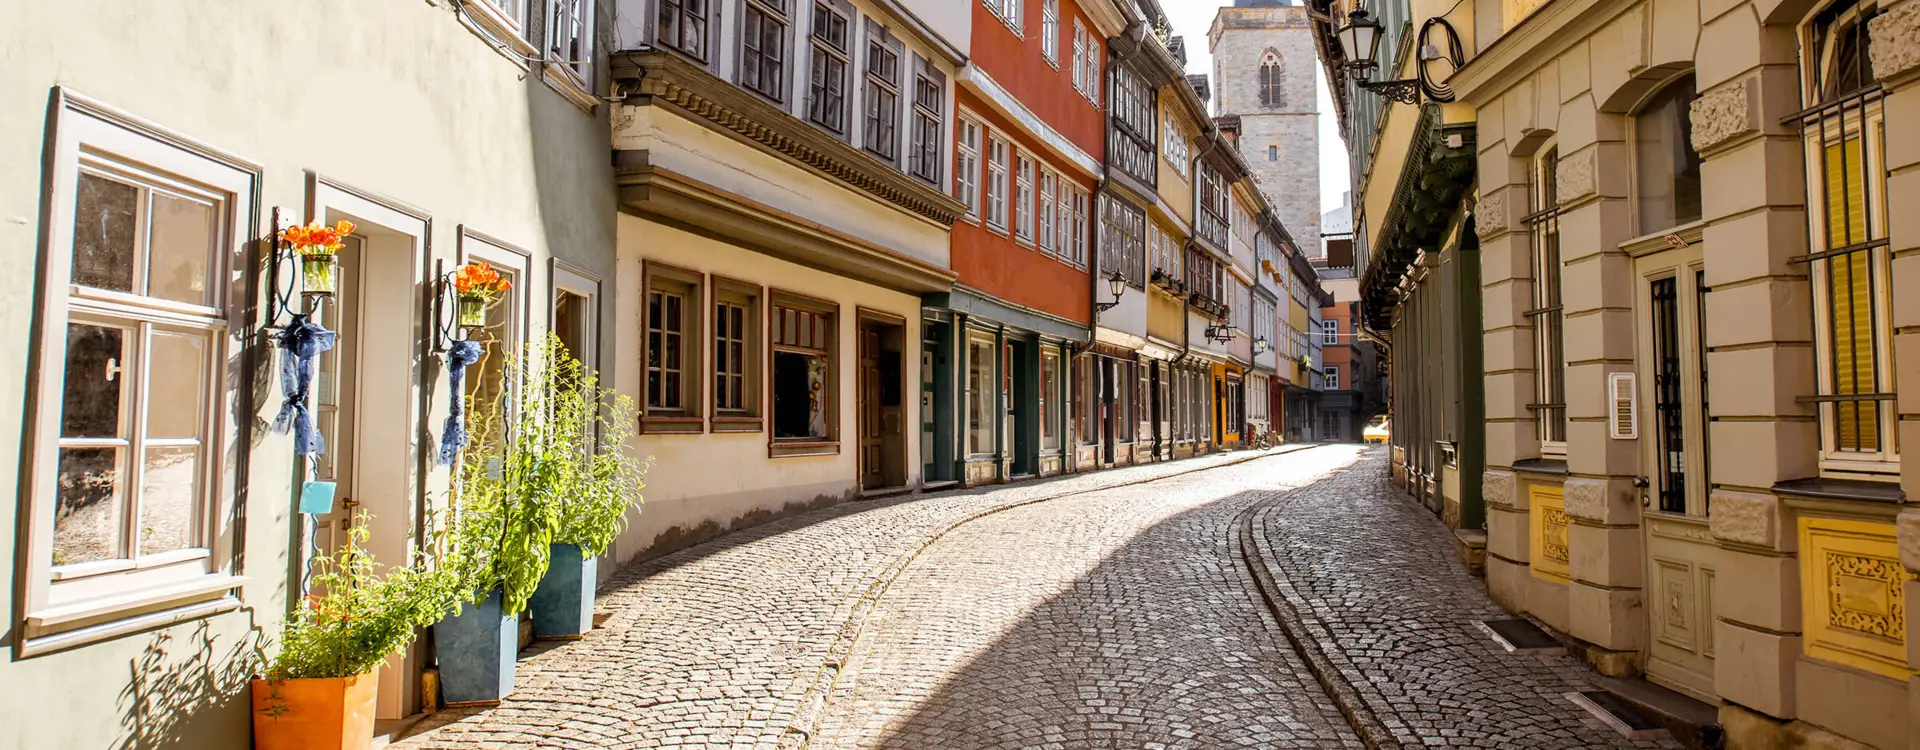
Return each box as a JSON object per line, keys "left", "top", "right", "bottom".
{"left": 263, "top": 209, "right": 355, "bottom": 331}
{"left": 300, "top": 254, "right": 339, "bottom": 297}
{"left": 457, "top": 294, "right": 489, "bottom": 328}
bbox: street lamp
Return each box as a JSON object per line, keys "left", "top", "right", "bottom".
{"left": 1095, "top": 270, "right": 1127, "bottom": 312}
{"left": 1254, "top": 336, "right": 1270, "bottom": 354}
{"left": 1336, "top": 9, "right": 1426, "bottom": 105}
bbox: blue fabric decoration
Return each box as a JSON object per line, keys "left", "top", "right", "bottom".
{"left": 440, "top": 340, "right": 484, "bottom": 465}
{"left": 271, "top": 314, "right": 336, "bottom": 457}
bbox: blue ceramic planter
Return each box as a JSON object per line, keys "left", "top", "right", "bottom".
{"left": 529, "top": 543, "right": 596, "bottom": 639}
{"left": 435, "top": 588, "right": 517, "bottom": 705}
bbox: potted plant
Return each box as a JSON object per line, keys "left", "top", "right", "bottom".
{"left": 434, "top": 340, "right": 563, "bottom": 705}
{"left": 526, "top": 336, "right": 648, "bottom": 639}
{"left": 452, "top": 262, "right": 511, "bottom": 328}
{"left": 253, "top": 516, "right": 462, "bottom": 750}
{"left": 280, "top": 220, "right": 355, "bottom": 297}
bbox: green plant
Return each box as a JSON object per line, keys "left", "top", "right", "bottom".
{"left": 542, "top": 337, "right": 648, "bottom": 557}
{"left": 265, "top": 515, "right": 464, "bottom": 681}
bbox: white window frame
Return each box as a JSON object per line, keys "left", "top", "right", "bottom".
{"left": 546, "top": 0, "right": 594, "bottom": 89}
{"left": 1041, "top": 0, "right": 1060, "bottom": 66}
{"left": 1071, "top": 19, "right": 1087, "bottom": 93}
{"left": 986, "top": 135, "right": 1010, "bottom": 231}
{"left": 955, "top": 116, "right": 982, "bottom": 219}
{"left": 1039, "top": 170, "right": 1058, "bottom": 254}
{"left": 1070, "top": 186, "right": 1088, "bottom": 267}
{"left": 21, "top": 93, "right": 257, "bottom": 654}
{"left": 1052, "top": 173, "right": 1074, "bottom": 258}
{"left": 985, "top": 0, "right": 1022, "bottom": 35}
{"left": 1163, "top": 112, "right": 1189, "bottom": 179}
{"left": 1324, "top": 366, "right": 1340, "bottom": 390}
{"left": 1322, "top": 319, "right": 1338, "bottom": 344}
{"left": 1014, "top": 152, "right": 1036, "bottom": 244}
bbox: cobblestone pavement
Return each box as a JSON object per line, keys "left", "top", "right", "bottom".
{"left": 392, "top": 445, "right": 1321, "bottom": 750}
{"left": 1244, "top": 448, "right": 1680, "bottom": 749}
{"left": 809, "top": 445, "right": 1367, "bottom": 749}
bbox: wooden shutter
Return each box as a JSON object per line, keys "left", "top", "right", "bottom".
{"left": 1608, "top": 372, "right": 1637, "bottom": 440}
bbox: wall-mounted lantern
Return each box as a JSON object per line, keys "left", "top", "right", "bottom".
{"left": 1254, "top": 336, "right": 1271, "bottom": 354}
{"left": 1336, "top": 8, "right": 1462, "bottom": 105}
{"left": 1095, "top": 270, "right": 1127, "bottom": 313}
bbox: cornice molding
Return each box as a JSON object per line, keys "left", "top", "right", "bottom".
{"left": 613, "top": 51, "right": 966, "bottom": 227}
{"left": 1450, "top": 0, "right": 1634, "bottom": 105}
{"left": 957, "top": 65, "right": 1103, "bottom": 178}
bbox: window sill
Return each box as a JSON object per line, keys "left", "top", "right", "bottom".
{"left": 541, "top": 63, "right": 598, "bottom": 114}
{"left": 1511, "top": 458, "right": 1569, "bottom": 476}
{"left": 711, "top": 416, "right": 764, "bottom": 433}
{"left": 769, "top": 440, "right": 839, "bottom": 458}
{"left": 455, "top": 0, "right": 537, "bottom": 67}
{"left": 642, "top": 416, "right": 706, "bottom": 434}
{"left": 21, "top": 575, "right": 246, "bottom": 657}
{"left": 1772, "top": 477, "right": 1905, "bottom": 505}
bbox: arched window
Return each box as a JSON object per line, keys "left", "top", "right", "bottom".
{"left": 1259, "top": 51, "right": 1285, "bottom": 108}
{"left": 1630, "top": 74, "right": 1703, "bottom": 233}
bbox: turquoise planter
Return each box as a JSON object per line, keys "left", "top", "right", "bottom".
{"left": 435, "top": 588, "right": 517, "bottom": 705}
{"left": 529, "top": 543, "right": 596, "bottom": 639}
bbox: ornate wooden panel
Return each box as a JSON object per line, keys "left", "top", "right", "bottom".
{"left": 1798, "top": 516, "right": 1918, "bottom": 680}
{"left": 1529, "top": 484, "right": 1571, "bottom": 584}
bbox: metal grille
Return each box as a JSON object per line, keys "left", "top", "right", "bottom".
{"left": 1694, "top": 270, "right": 1711, "bottom": 515}
{"left": 1524, "top": 147, "right": 1567, "bottom": 444}
{"left": 1650, "top": 277, "right": 1685, "bottom": 514}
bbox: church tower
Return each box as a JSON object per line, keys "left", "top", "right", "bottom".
{"left": 1209, "top": 0, "right": 1320, "bottom": 252}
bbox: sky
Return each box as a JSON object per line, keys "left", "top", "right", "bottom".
{"left": 1160, "top": 1, "right": 1352, "bottom": 214}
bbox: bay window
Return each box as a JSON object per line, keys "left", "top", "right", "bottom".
{"left": 909, "top": 60, "right": 944, "bottom": 185}
{"left": 741, "top": 0, "right": 791, "bottom": 102}
{"left": 658, "top": 0, "right": 710, "bottom": 60}
{"left": 863, "top": 26, "right": 902, "bottom": 162}
{"left": 807, "top": 1, "right": 851, "bottom": 134}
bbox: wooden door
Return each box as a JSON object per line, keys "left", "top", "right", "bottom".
{"left": 859, "top": 325, "right": 883, "bottom": 490}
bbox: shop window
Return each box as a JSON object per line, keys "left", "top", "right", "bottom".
{"left": 1077, "top": 356, "right": 1097, "bottom": 445}
{"left": 741, "top": 0, "right": 791, "bottom": 102}
{"left": 1526, "top": 143, "right": 1567, "bottom": 453}
{"left": 658, "top": 0, "right": 710, "bottom": 60}
{"left": 1042, "top": 348, "right": 1062, "bottom": 452}
{"left": 968, "top": 331, "right": 997, "bottom": 455}
{"left": 770, "top": 294, "right": 837, "bottom": 453}
{"left": 23, "top": 96, "right": 255, "bottom": 647}
{"left": 806, "top": 1, "right": 851, "bottom": 134}
{"left": 644, "top": 262, "right": 703, "bottom": 432}
{"left": 712, "top": 278, "right": 763, "bottom": 431}
{"left": 1631, "top": 75, "right": 1703, "bottom": 233}
{"left": 1115, "top": 360, "right": 1133, "bottom": 443}
{"left": 1796, "top": 0, "right": 1895, "bottom": 472}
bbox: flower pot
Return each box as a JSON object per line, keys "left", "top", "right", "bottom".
{"left": 300, "top": 254, "right": 338, "bottom": 297}
{"left": 434, "top": 587, "right": 517, "bottom": 706}
{"left": 456, "top": 294, "right": 489, "bottom": 328}
{"left": 529, "top": 543, "right": 596, "bottom": 639}
{"left": 250, "top": 672, "right": 377, "bottom": 750}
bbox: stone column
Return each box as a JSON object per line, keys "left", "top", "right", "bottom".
{"left": 1476, "top": 101, "right": 1537, "bottom": 612}
{"left": 1692, "top": 1, "right": 1815, "bottom": 730}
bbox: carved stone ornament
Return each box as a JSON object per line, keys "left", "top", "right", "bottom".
{"left": 1824, "top": 551, "right": 1909, "bottom": 639}
{"left": 1474, "top": 188, "right": 1510, "bottom": 240}
{"left": 1554, "top": 148, "right": 1595, "bottom": 206}
{"left": 1484, "top": 470, "right": 1518, "bottom": 509}
{"left": 1562, "top": 477, "right": 1609, "bottom": 522}
{"left": 1709, "top": 489, "right": 1779, "bottom": 547}
{"left": 1540, "top": 506, "right": 1572, "bottom": 565}
{"left": 1690, "top": 77, "right": 1758, "bottom": 154}
{"left": 1899, "top": 508, "right": 1920, "bottom": 573}
{"left": 1871, "top": 1, "right": 1920, "bottom": 83}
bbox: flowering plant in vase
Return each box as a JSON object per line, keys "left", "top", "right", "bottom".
{"left": 280, "top": 220, "right": 355, "bottom": 297}
{"left": 453, "top": 263, "right": 511, "bottom": 328}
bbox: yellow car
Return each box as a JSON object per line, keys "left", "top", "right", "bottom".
{"left": 1363, "top": 419, "right": 1390, "bottom": 445}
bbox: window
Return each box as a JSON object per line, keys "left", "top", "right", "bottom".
{"left": 1070, "top": 186, "right": 1088, "bottom": 267}
{"left": 1100, "top": 194, "right": 1145, "bottom": 288}
{"left": 1041, "top": 0, "right": 1060, "bottom": 65}
{"left": 1197, "top": 164, "right": 1229, "bottom": 248}
{"left": 1322, "top": 411, "right": 1340, "bottom": 441}
{"left": 1259, "top": 52, "right": 1285, "bottom": 108}
{"left": 955, "top": 118, "right": 981, "bottom": 217}
{"left": 863, "top": 27, "right": 902, "bottom": 162}
{"left": 1108, "top": 62, "right": 1155, "bottom": 182}
{"left": 1631, "top": 75, "right": 1703, "bottom": 233}
{"left": 644, "top": 263, "right": 703, "bottom": 430}
{"left": 548, "top": 0, "right": 593, "bottom": 85}
{"left": 909, "top": 60, "right": 944, "bottom": 185}
{"left": 1014, "top": 153, "right": 1035, "bottom": 243}
{"left": 1150, "top": 223, "right": 1180, "bottom": 281}
{"left": 770, "top": 295, "right": 836, "bottom": 448}
{"left": 711, "top": 278, "right": 762, "bottom": 430}
{"left": 985, "top": 135, "right": 1009, "bottom": 229}
{"left": 968, "top": 331, "right": 997, "bottom": 455}
{"left": 1078, "top": 356, "right": 1097, "bottom": 445}
{"left": 462, "top": 237, "right": 530, "bottom": 443}
{"left": 658, "top": 0, "right": 710, "bottom": 60}
{"left": 1324, "top": 366, "right": 1340, "bottom": 390}
{"left": 742, "top": 0, "right": 791, "bottom": 102}
{"left": 1042, "top": 349, "right": 1062, "bottom": 451}
{"left": 1267, "top": 144, "right": 1278, "bottom": 161}
{"left": 1072, "top": 21, "right": 1100, "bottom": 105}
{"left": 1050, "top": 174, "right": 1073, "bottom": 258}
{"left": 1322, "top": 319, "right": 1338, "bottom": 344}
{"left": 1526, "top": 145, "right": 1567, "bottom": 451}
{"left": 26, "top": 102, "right": 255, "bottom": 639}
{"left": 1188, "top": 250, "right": 1222, "bottom": 304}
{"left": 1797, "top": 0, "right": 1894, "bottom": 470}
{"left": 986, "top": 0, "right": 1022, "bottom": 34}
{"left": 1115, "top": 360, "right": 1133, "bottom": 442}
{"left": 1039, "top": 171, "right": 1058, "bottom": 254}
{"left": 807, "top": 2, "right": 851, "bottom": 134}
{"left": 1162, "top": 113, "right": 1189, "bottom": 178}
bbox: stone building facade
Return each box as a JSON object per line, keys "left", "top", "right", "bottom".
{"left": 1210, "top": 0, "right": 1323, "bottom": 250}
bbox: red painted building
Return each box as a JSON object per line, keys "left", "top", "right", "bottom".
{"left": 922, "top": 0, "right": 1126, "bottom": 487}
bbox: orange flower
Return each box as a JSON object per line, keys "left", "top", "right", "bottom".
{"left": 453, "top": 262, "right": 511, "bottom": 297}
{"left": 279, "top": 220, "right": 357, "bottom": 256}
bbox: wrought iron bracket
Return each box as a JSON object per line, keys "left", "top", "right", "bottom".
{"left": 1359, "top": 78, "right": 1421, "bottom": 105}
{"left": 1094, "top": 299, "right": 1121, "bottom": 313}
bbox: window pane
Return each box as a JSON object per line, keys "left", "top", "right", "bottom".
{"left": 968, "top": 338, "right": 993, "bottom": 453}
{"left": 146, "top": 331, "right": 208, "bottom": 440}
{"left": 72, "top": 172, "right": 139, "bottom": 293}
{"left": 54, "top": 447, "right": 124, "bottom": 566}
{"left": 773, "top": 350, "right": 827, "bottom": 439}
{"left": 147, "top": 191, "right": 217, "bottom": 305}
{"left": 62, "top": 323, "right": 127, "bottom": 439}
{"left": 138, "top": 445, "right": 199, "bottom": 556}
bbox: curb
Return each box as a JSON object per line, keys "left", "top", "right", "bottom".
{"left": 783, "top": 442, "right": 1330, "bottom": 748}
{"left": 1235, "top": 473, "right": 1404, "bottom": 750}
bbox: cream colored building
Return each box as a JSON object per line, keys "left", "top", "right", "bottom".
{"left": 1320, "top": 0, "right": 1920, "bottom": 746}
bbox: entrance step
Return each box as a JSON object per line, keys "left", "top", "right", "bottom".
{"left": 1595, "top": 676, "right": 1725, "bottom": 750}
{"left": 1476, "top": 617, "right": 1562, "bottom": 653}
{"left": 1566, "top": 689, "right": 1668, "bottom": 741}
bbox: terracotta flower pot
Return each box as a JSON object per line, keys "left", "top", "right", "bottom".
{"left": 250, "top": 672, "right": 377, "bottom": 750}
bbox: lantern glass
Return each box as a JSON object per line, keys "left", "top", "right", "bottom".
{"left": 1108, "top": 272, "right": 1126, "bottom": 299}
{"left": 1337, "top": 9, "right": 1381, "bottom": 74}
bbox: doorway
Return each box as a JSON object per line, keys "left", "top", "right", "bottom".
{"left": 858, "top": 313, "right": 907, "bottom": 491}
{"left": 1634, "top": 242, "right": 1716, "bottom": 702}
{"left": 1009, "top": 338, "right": 1038, "bottom": 477}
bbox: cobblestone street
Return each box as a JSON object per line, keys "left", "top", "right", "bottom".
{"left": 396, "top": 446, "right": 1675, "bottom": 749}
